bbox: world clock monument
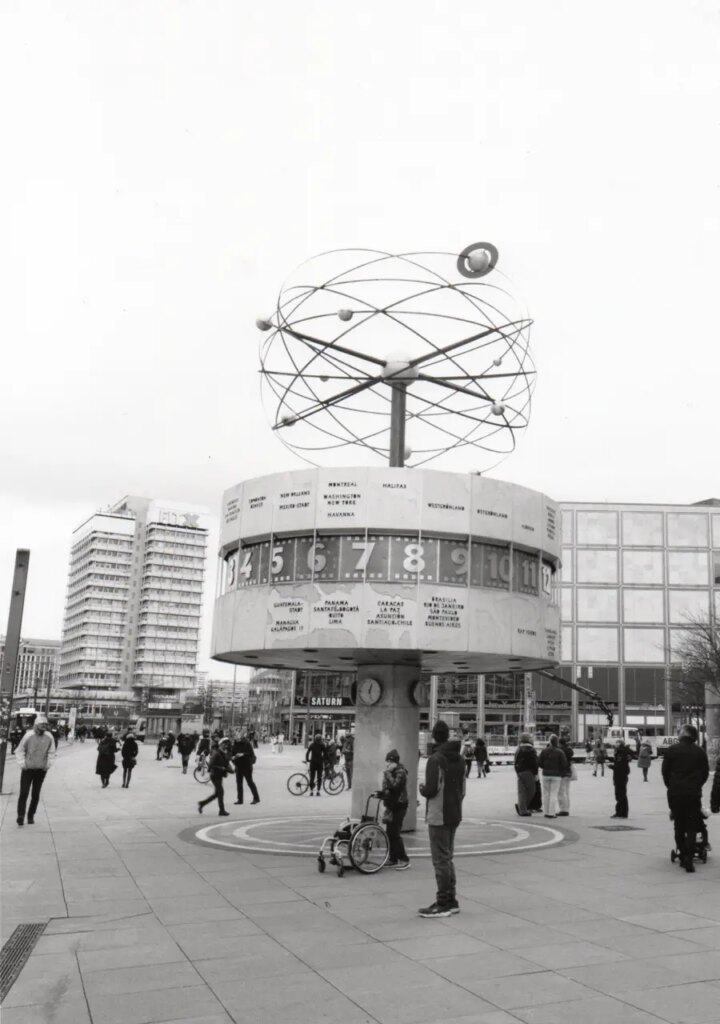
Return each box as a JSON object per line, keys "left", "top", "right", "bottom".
{"left": 212, "top": 244, "right": 561, "bottom": 829}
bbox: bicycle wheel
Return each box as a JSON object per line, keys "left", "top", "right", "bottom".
{"left": 323, "top": 772, "right": 345, "bottom": 795}
{"left": 193, "top": 764, "right": 210, "bottom": 784}
{"left": 349, "top": 823, "right": 389, "bottom": 873}
{"left": 287, "top": 772, "right": 311, "bottom": 796}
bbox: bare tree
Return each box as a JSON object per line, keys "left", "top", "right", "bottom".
{"left": 671, "top": 614, "right": 720, "bottom": 763}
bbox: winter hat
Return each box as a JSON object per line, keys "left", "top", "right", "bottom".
{"left": 385, "top": 749, "right": 400, "bottom": 763}
{"left": 432, "top": 720, "right": 449, "bottom": 743}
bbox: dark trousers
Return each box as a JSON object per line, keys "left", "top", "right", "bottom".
{"left": 18, "top": 769, "right": 46, "bottom": 820}
{"left": 199, "top": 776, "right": 226, "bottom": 813}
{"left": 181, "top": 753, "right": 190, "bottom": 773}
{"left": 235, "top": 764, "right": 259, "bottom": 803}
{"left": 308, "top": 762, "right": 323, "bottom": 792}
{"left": 614, "top": 775, "right": 629, "bottom": 817}
{"left": 530, "top": 776, "right": 543, "bottom": 811}
{"left": 464, "top": 759, "right": 473, "bottom": 779}
{"left": 386, "top": 805, "right": 408, "bottom": 863}
{"left": 428, "top": 823, "right": 457, "bottom": 908}
{"left": 122, "top": 763, "right": 134, "bottom": 787}
{"left": 669, "top": 794, "right": 702, "bottom": 862}
{"left": 344, "top": 759, "right": 353, "bottom": 788}
{"left": 476, "top": 757, "right": 486, "bottom": 778}
{"left": 516, "top": 770, "right": 536, "bottom": 814}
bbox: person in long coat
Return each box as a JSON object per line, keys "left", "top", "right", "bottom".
{"left": 121, "top": 732, "right": 139, "bottom": 788}
{"left": 96, "top": 733, "right": 119, "bottom": 788}
{"left": 636, "top": 741, "right": 653, "bottom": 781}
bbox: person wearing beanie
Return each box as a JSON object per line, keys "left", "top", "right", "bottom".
{"left": 418, "top": 720, "right": 465, "bottom": 918}
{"left": 380, "top": 749, "right": 410, "bottom": 870}
{"left": 16, "top": 716, "right": 55, "bottom": 826}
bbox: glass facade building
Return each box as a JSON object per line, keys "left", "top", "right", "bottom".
{"left": 264, "top": 497, "right": 718, "bottom": 745}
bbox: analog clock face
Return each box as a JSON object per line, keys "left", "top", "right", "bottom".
{"left": 410, "top": 680, "right": 430, "bottom": 707}
{"left": 357, "top": 678, "right": 383, "bottom": 706}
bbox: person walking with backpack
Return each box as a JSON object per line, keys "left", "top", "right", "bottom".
{"left": 462, "top": 734, "right": 475, "bottom": 779}
{"left": 418, "top": 721, "right": 466, "bottom": 918}
{"left": 381, "top": 749, "right": 410, "bottom": 871}
{"left": 198, "top": 739, "right": 232, "bottom": 816}
{"left": 231, "top": 731, "right": 260, "bottom": 805}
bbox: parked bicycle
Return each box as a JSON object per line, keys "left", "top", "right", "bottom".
{"left": 287, "top": 764, "right": 346, "bottom": 796}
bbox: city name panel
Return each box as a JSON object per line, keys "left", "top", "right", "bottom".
{"left": 212, "top": 469, "right": 562, "bottom": 674}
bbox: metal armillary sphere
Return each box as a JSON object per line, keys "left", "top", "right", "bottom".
{"left": 257, "top": 243, "right": 535, "bottom": 470}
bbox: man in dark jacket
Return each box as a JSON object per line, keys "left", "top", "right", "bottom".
{"left": 231, "top": 732, "right": 260, "bottom": 805}
{"left": 611, "top": 739, "right": 634, "bottom": 819}
{"left": 198, "top": 739, "right": 232, "bottom": 816}
{"left": 662, "top": 724, "right": 710, "bottom": 872}
{"left": 177, "top": 732, "right": 196, "bottom": 775}
{"left": 418, "top": 720, "right": 465, "bottom": 918}
{"left": 305, "top": 733, "right": 326, "bottom": 796}
{"left": 514, "top": 733, "right": 538, "bottom": 816}
{"left": 381, "top": 749, "right": 410, "bottom": 870}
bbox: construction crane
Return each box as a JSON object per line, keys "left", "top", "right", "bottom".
{"left": 535, "top": 669, "right": 614, "bottom": 728}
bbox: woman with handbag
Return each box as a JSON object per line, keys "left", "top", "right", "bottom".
{"left": 381, "top": 749, "right": 410, "bottom": 871}
{"left": 121, "top": 732, "right": 139, "bottom": 789}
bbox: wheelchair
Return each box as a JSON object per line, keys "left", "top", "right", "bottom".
{"left": 317, "top": 793, "right": 389, "bottom": 877}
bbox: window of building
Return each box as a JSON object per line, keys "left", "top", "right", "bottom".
{"left": 622, "top": 511, "right": 663, "bottom": 547}
{"left": 667, "top": 551, "right": 709, "bottom": 587}
{"left": 576, "top": 511, "right": 618, "bottom": 546}
{"left": 667, "top": 513, "right": 709, "bottom": 548}
{"left": 576, "top": 588, "right": 618, "bottom": 623}
{"left": 576, "top": 626, "right": 619, "bottom": 662}
{"left": 623, "top": 589, "right": 665, "bottom": 624}
{"left": 577, "top": 550, "right": 618, "bottom": 584}
{"left": 622, "top": 550, "right": 664, "bottom": 585}
{"left": 668, "top": 589, "right": 711, "bottom": 623}
{"left": 623, "top": 627, "right": 666, "bottom": 663}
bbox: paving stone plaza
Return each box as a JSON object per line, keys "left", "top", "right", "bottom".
{"left": 1, "top": 740, "right": 719, "bottom": 1024}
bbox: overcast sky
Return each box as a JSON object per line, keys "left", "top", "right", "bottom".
{"left": 2, "top": 1, "right": 718, "bottom": 676}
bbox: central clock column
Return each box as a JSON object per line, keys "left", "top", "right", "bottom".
{"left": 352, "top": 664, "right": 420, "bottom": 830}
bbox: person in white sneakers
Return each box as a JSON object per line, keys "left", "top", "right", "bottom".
{"left": 16, "top": 716, "right": 55, "bottom": 826}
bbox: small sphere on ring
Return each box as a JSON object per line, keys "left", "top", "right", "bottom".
{"left": 493, "top": 357, "right": 502, "bottom": 367}
{"left": 404, "top": 444, "right": 413, "bottom": 461}
{"left": 491, "top": 403, "right": 505, "bottom": 416}
{"left": 337, "top": 308, "right": 353, "bottom": 322}
{"left": 467, "top": 249, "right": 491, "bottom": 273}
{"left": 256, "top": 318, "right": 272, "bottom": 331}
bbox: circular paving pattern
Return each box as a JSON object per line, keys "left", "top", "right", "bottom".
{"left": 194, "top": 815, "right": 565, "bottom": 857}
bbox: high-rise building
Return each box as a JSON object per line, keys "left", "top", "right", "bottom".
{"left": 59, "top": 496, "right": 209, "bottom": 726}
{"left": 0, "top": 637, "right": 60, "bottom": 707}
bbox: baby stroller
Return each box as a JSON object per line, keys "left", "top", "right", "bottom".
{"left": 670, "top": 808, "right": 711, "bottom": 867}
{"left": 317, "top": 793, "right": 389, "bottom": 877}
